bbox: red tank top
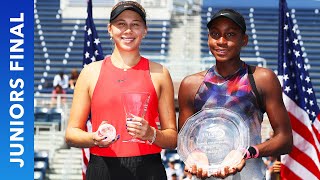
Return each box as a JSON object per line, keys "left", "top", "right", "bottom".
{"left": 90, "top": 56, "right": 161, "bottom": 157}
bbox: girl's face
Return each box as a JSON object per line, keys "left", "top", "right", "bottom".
{"left": 108, "top": 10, "right": 147, "bottom": 52}
{"left": 55, "top": 86, "right": 63, "bottom": 93}
{"left": 207, "top": 17, "right": 248, "bottom": 63}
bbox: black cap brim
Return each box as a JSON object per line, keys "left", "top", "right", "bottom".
{"left": 110, "top": 5, "right": 146, "bottom": 23}
{"left": 207, "top": 12, "right": 246, "bottom": 32}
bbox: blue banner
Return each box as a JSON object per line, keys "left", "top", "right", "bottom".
{"left": 0, "top": 0, "right": 34, "bottom": 179}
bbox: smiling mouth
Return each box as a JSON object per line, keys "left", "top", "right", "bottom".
{"left": 215, "top": 49, "right": 227, "bottom": 55}
{"left": 121, "top": 37, "right": 135, "bottom": 43}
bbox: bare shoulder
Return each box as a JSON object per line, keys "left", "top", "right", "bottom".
{"left": 79, "top": 60, "right": 103, "bottom": 81}
{"left": 149, "top": 60, "right": 167, "bottom": 74}
{"left": 252, "top": 66, "right": 282, "bottom": 99}
{"left": 179, "top": 70, "right": 207, "bottom": 102}
{"left": 252, "top": 66, "right": 278, "bottom": 84}
{"left": 178, "top": 70, "right": 207, "bottom": 122}
{"left": 149, "top": 60, "right": 172, "bottom": 86}
{"left": 81, "top": 60, "right": 103, "bottom": 76}
{"left": 148, "top": 60, "right": 173, "bottom": 96}
{"left": 253, "top": 66, "right": 277, "bottom": 79}
{"left": 180, "top": 70, "right": 206, "bottom": 89}
{"left": 77, "top": 60, "right": 104, "bottom": 94}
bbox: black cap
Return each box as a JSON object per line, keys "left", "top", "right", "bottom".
{"left": 207, "top": 9, "right": 246, "bottom": 33}
{"left": 110, "top": 1, "right": 146, "bottom": 24}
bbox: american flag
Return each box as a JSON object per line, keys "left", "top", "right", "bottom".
{"left": 278, "top": 0, "right": 320, "bottom": 179}
{"left": 81, "top": 120, "right": 92, "bottom": 180}
{"left": 82, "top": 0, "right": 104, "bottom": 179}
{"left": 83, "top": 0, "right": 104, "bottom": 67}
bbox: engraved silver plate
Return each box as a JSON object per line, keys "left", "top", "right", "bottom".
{"left": 177, "top": 107, "right": 249, "bottom": 173}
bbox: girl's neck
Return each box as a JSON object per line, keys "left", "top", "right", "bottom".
{"left": 111, "top": 48, "right": 141, "bottom": 69}
{"left": 215, "top": 60, "right": 243, "bottom": 78}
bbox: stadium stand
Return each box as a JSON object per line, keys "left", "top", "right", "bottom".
{"left": 34, "top": 107, "right": 50, "bottom": 122}
{"left": 34, "top": 151, "right": 49, "bottom": 180}
{"left": 48, "top": 107, "right": 63, "bottom": 129}
{"left": 34, "top": 107, "right": 64, "bottom": 131}
{"left": 34, "top": 129, "right": 68, "bottom": 179}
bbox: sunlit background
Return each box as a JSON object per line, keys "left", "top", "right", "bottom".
{"left": 33, "top": 0, "right": 320, "bottom": 179}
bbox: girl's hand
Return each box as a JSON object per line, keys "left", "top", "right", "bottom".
{"left": 212, "top": 150, "right": 246, "bottom": 178}
{"left": 184, "top": 150, "right": 210, "bottom": 179}
{"left": 272, "top": 160, "right": 281, "bottom": 173}
{"left": 126, "top": 114, "right": 154, "bottom": 141}
{"left": 92, "top": 121, "right": 120, "bottom": 148}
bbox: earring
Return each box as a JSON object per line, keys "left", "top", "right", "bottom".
{"left": 110, "top": 36, "right": 113, "bottom": 40}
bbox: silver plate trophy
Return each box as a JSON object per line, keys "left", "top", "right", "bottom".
{"left": 177, "top": 107, "right": 249, "bottom": 175}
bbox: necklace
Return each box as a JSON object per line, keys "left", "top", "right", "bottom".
{"left": 111, "top": 56, "right": 140, "bottom": 83}
{"left": 110, "top": 58, "right": 127, "bottom": 83}
{"left": 117, "top": 68, "right": 127, "bottom": 83}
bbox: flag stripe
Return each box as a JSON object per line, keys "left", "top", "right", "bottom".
{"left": 284, "top": 95, "right": 320, "bottom": 160}
{"left": 313, "top": 115, "right": 320, "bottom": 142}
{"left": 287, "top": 142, "right": 320, "bottom": 177}
{"left": 281, "top": 81, "right": 320, "bottom": 179}
{"left": 81, "top": 148, "right": 89, "bottom": 179}
{"left": 284, "top": 95, "right": 319, "bottom": 138}
{"left": 289, "top": 113, "right": 320, "bottom": 159}
{"left": 280, "top": 160, "right": 303, "bottom": 180}
{"left": 282, "top": 154, "right": 318, "bottom": 180}
{"left": 312, "top": 124, "right": 320, "bottom": 145}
